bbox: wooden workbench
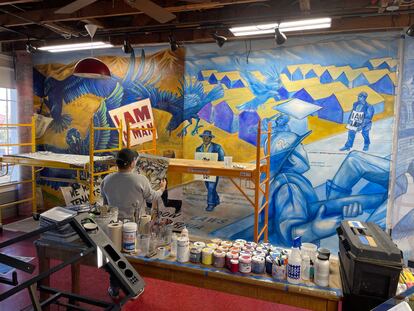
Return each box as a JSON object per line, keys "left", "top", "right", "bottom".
{"left": 35, "top": 238, "right": 342, "bottom": 311}
{"left": 127, "top": 254, "right": 342, "bottom": 311}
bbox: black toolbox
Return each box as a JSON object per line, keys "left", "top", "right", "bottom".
{"left": 337, "top": 221, "right": 403, "bottom": 299}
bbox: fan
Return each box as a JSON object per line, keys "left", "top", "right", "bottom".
{"left": 55, "top": 0, "right": 176, "bottom": 24}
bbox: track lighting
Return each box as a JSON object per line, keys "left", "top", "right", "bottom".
{"left": 275, "top": 27, "right": 287, "bottom": 45}
{"left": 168, "top": 34, "right": 179, "bottom": 52}
{"left": 26, "top": 41, "right": 37, "bottom": 54}
{"left": 122, "top": 38, "right": 133, "bottom": 54}
{"left": 212, "top": 32, "right": 227, "bottom": 47}
{"left": 407, "top": 24, "right": 414, "bottom": 37}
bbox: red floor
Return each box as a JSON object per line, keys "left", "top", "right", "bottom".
{"left": 0, "top": 226, "right": 308, "bottom": 311}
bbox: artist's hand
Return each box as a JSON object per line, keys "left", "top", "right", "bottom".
{"left": 160, "top": 178, "right": 167, "bottom": 191}
{"left": 342, "top": 202, "right": 363, "bottom": 218}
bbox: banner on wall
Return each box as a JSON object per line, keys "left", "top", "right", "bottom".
{"left": 109, "top": 98, "right": 157, "bottom": 146}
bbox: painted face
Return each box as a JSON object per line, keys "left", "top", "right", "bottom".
{"left": 203, "top": 135, "right": 212, "bottom": 145}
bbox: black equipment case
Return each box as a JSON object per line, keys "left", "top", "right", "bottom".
{"left": 337, "top": 221, "right": 403, "bottom": 300}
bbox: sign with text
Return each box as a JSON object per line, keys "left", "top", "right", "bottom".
{"left": 194, "top": 152, "right": 218, "bottom": 182}
{"left": 109, "top": 99, "right": 157, "bottom": 146}
{"left": 60, "top": 183, "right": 102, "bottom": 206}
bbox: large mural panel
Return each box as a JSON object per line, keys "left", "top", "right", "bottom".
{"left": 32, "top": 33, "right": 401, "bottom": 252}
{"left": 392, "top": 35, "right": 414, "bottom": 263}
{"left": 33, "top": 48, "right": 185, "bottom": 206}
{"left": 182, "top": 33, "right": 400, "bottom": 250}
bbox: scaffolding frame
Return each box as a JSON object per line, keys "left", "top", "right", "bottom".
{"left": 0, "top": 117, "right": 123, "bottom": 228}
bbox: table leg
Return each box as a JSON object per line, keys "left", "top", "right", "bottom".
{"left": 37, "top": 245, "right": 50, "bottom": 311}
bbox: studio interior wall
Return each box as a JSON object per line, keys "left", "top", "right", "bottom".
{"left": 31, "top": 31, "right": 405, "bottom": 254}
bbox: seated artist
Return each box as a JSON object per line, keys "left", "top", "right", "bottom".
{"left": 101, "top": 148, "right": 166, "bottom": 299}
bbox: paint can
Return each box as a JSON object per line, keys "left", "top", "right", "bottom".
{"left": 265, "top": 256, "right": 273, "bottom": 274}
{"left": 201, "top": 247, "right": 214, "bottom": 265}
{"left": 177, "top": 237, "right": 190, "bottom": 263}
{"left": 206, "top": 243, "right": 218, "bottom": 250}
{"left": 211, "top": 238, "right": 222, "bottom": 245}
{"left": 189, "top": 247, "right": 202, "bottom": 263}
{"left": 157, "top": 246, "right": 168, "bottom": 259}
{"left": 251, "top": 256, "right": 265, "bottom": 274}
{"left": 226, "top": 252, "right": 234, "bottom": 268}
{"left": 252, "top": 251, "right": 266, "bottom": 258}
{"left": 230, "top": 246, "right": 241, "bottom": 253}
{"left": 193, "top": 241, "right": 206, "bottom": 249}
{"left": 122, "top": 222, "right": 137, "bottom": 253}
{"left": 245, "top": 242, "right": 257, "bottom": 249}
{"left": 213, "top": 250, "right": 226, "bottom": 268}
{"left": 220, "top": 241, "right": 233, "bottom": 248}
{"left": 230, "top": 259, "right": 239, "bottom": 273}
{"left": 240, "top": 250, "right": 252, "bottom": 257}
{"left": 233, "top": 242, "right": 244, "bottom": 249}
{"left": 255, "top": 246, "right": 266, "bottom": 254}
{"left": 235, "top": 239, "right": 246, "bottom": 245}
{"left": 239, "top": 255, "right": 252, "bottom": 274}
{"left": 218, "top": 246, "right": 229, "bottom": 253}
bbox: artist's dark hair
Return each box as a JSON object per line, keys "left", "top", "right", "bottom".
{"left": 116, "top": 148, "right": 138, "bottom": 169}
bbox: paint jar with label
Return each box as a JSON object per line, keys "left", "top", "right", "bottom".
{"left": 177, "top": 237, "right": 190, "bottom": 263}
{"left": 193, "top": 241, "right": 206, "bottom": 249}
{"left": 213, "top": 250, "right": 226, "bottom": 268}
{"left": 239, "top": 255, "right": 252, "bottom": 274}
{"left": 201, "top": 247, "right": 214, "bottom": 265}
{"left": 230, "top": 259, "right": 239, "bottom": 273}
{"left": 122, "top": 222, "right": 137, "bottom": 253}
{"left": 314, "top": 253, "right": 330, "bottom": 287}
{"left": 190, "top": 247, "right": 202, "bottom": 263}
{"left": 221, "top": 241, "right": 233, "bottom": 248}
{"left": 206, "top": 243, "right": 218, "bottom": 250}
{"left": 251, "top": 256, "right": 265, "bottom": 274}
{"left": 287, "top": 237, "right": 302, "bottom": 284}
{"left": 226, "top": 252, "right": 234, "bottom": 268}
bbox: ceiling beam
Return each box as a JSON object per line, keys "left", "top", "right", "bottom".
{"left": 0, "top": 0, "right": 269, "bottom": 27}
{"left": 0, "top": 0, "right": 41, "bottom": 4}
{"left": 2, "top": 13, "right": 411, "bottom": 50}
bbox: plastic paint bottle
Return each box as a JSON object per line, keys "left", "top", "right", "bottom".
{"left": 181, "top": 226, "right": 189, "bottom": 239}
{"left": 177, "top": 237, "right": 190, "bottom": 263}
{"left": 301, "top": 255, "right": 310, "bottom": 281}
{"left": 170, "top": 233, "right": 178, "bottom": 257}
{"left": 314, "top": 253, "right": 330, "bottom": 287}
{"left": 122, "top": 222, "right": 137, "bottom": 253}
{"left": 287, "top": 236, "right": 302, "bottom": 284}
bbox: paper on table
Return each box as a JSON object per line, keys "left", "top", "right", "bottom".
{"left": 40, "top": 206, "right": 77, "bottom": 222}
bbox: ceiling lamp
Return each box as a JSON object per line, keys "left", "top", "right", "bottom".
{"left": 26, "top": 40, "right": 37, "bottom": 54}
{"left": 122, "top": 38, "right": 133, "bottom": 54}
{"left": 38, "top": 41, "right": 113, "bottom": 53}
{"left": 275, "top": 27, "right": 287, "bottom": 45}
{"left": 212, "top": 32, "right": 227, "bottom": 47}
{"left": 230, "top": 17, "right": 331, "bottom": 37}
{"left": 407, "top": 24, "right": 414, "bottom": 37}
{"left": 73, "top": 24, "right": 111, "bottom": 79}
{"left": 169, "top": 34, "right": 179, "bottom": 52}
{"left": 73, "top": 58, "right": 111, "bottom": 79}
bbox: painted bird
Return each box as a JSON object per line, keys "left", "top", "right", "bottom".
{"left": 236, "top": 68, "right": 283, "bottom": 111}
{"left": 170, "top": 78, "right": 224, "bottom": 137}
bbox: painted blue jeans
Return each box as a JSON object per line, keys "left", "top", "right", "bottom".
{"left": 344, "top": 129, "right": 370, "bottom": 148}
{"left": 205, "top": 177, "right": 220, "bottom": 207}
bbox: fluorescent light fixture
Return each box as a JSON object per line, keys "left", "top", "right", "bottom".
{"left": 38, "top": 41, "right": 113, "bottom": 53}
{"left": 230, "top": 17, "right": 331, "bottom": 37}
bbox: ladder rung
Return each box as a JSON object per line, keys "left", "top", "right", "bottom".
{"left": 259, "top": 201, "right": 268, "bottom": 214}
{"left": 260, "top": 178, "right": 269, "bottom": 187}
{"left": 258, "top": 224, "right": 268, "bottom": 240}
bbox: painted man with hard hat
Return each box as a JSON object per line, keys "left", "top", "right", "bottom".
{"left": 196, "top": 130, "right": 225, "bottom": 212}
{"left": 340, "top": 91, "right": 374, "bottom": 152}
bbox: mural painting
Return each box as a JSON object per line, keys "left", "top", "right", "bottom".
{"left": 32, "top": 33, "right": 401, "bottom": 252}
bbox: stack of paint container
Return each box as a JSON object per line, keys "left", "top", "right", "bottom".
{"left": 172, "top": 237, "right": 330, "bottom": 287}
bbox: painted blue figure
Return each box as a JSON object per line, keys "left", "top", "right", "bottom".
{"left": 259, "top": 113, "right": 291, "bottom": 147}
{"left": 195, "top": 130, "right": 225, "bottom": 212}
{"left": 267, "top": 130, "right": 389, "bottom": 246}
{"left": 340, "top": 91, "right": 374, "bottom": 152}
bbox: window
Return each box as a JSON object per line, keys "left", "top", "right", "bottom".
{"left": 0, "top": 87, "right": 18, "bottom": 184}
